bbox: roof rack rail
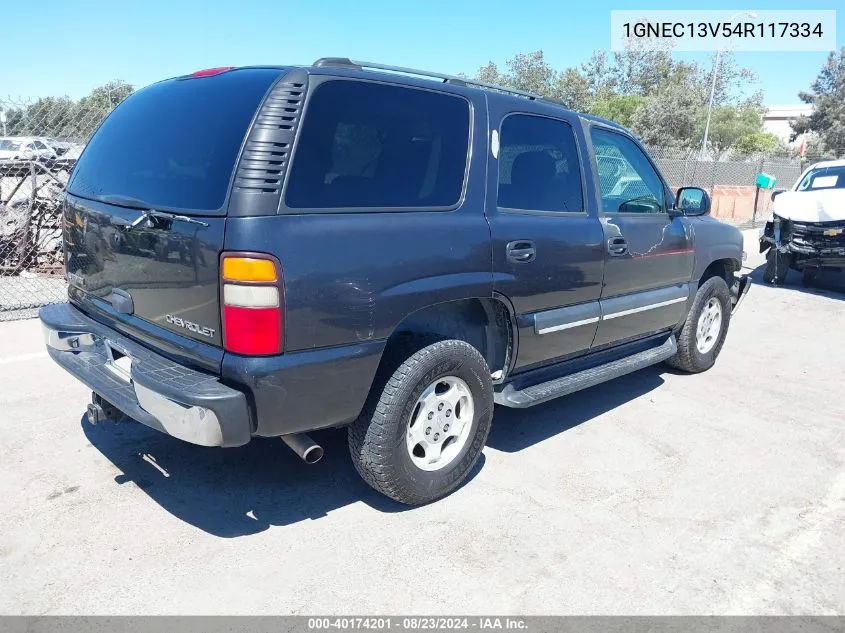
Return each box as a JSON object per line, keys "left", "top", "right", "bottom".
{"left": 312, "top": 57, "right": 361, "bottom": 70}
{"left": 311, "top": 57, "right": 544, "bottom": 101}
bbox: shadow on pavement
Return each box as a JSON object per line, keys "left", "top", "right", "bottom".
{"left": 84, "top": 363, "right": 666, "bottom": 536}
{"left": 83, "top": 416, "right": 485, "bottom": 538}
{"left": 487, "top": 365, "right": 665, "bottom": 453}
{"left": 749, "top": 263, "right": 845, "bottom": 301}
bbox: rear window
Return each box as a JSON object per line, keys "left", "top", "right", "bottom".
{"left": 68, "top": 68, "right": 282, "bottom": 213}
{"left": 285, "top": 80, "right": 470, "bottom": 210}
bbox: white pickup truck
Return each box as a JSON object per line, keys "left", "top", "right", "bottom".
{"left": 760, "top": 159, "right": 845, "bottom": 286}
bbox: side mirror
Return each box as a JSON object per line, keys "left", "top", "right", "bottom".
{"left": 675, "top": 186, "right": 711, "bottom": 216}
{"left": 771, "top": 188, "right": 786, "bottom": 201}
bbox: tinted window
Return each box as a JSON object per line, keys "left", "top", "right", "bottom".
{"left": 285, "top": 81, "right": 470, "bottom": 209}
{"left": 33, "top": 140, "right": 48, "bottom": 149}
{"left": 68, "top": 68, "right": 282, "bottom": 213}
{"left": 497, "top": 115, "right": 583, "bottom": 212}
{"left": 591, "top": 128, "right": 665, "bottom": 214}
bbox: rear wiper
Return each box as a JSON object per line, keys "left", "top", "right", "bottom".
{"left": 96, "top": 194, "right": 210, "bottom": 229}
{"left": 98, "top": 193, "right": 153, "bottom": 210}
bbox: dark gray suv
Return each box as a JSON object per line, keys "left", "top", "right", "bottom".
{"left": 40, "top": 59, "right": 750, "bottom": 505}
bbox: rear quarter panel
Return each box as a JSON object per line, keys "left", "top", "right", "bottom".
{"left": 223, "top": 210, "right": 493, "bottom": 352}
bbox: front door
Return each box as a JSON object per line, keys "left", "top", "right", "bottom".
{"left": 486, "top": 105, "right": 605, "bottom": 371}
{"left": 587, "top": 124, "right": 695, "bottom": 348}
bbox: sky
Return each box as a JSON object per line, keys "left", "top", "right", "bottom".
{"left": 2, "top": 0, "right": 842, "bottom": 105}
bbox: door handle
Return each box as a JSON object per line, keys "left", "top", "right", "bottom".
{"left": 607, "top": 237, "right": 628, "bottom": 256}
{"left": 506, "top": 240, "right": 536, "bottom": 263}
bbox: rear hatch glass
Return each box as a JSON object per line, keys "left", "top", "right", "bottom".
{"left": 68, "top": 68, "right": 283, "bottom": 214}
{"left": 64, "top": 68, "right": 283, "bottom": 361}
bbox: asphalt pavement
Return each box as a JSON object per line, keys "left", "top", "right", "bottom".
{"left": 0, "top": 231, "right": 842, "bottom": 614}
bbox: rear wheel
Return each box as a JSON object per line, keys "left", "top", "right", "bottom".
{"left": 348, "top": 339, "right": 493, "bottom": 505}
{"left": 763, "top": 249, "right": 791, "bottom": 284}
{"left": 666, "top": 276, "right": 731, "bottom": 373}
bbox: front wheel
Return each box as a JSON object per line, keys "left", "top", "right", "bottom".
{"left": 348, "top": 339, "right": 493, "bottom": 505}
{"left": 666, "top": 276, "right": 732, "bottom": 373}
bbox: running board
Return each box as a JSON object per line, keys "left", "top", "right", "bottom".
{"left": 495, "top": 336, "right": 677, "bottom": 408}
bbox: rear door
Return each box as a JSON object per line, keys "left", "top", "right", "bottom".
{"left": 486, "top": 102, "right": 605, "bottom": 371}
{"left": 586, "top": 123, "right": 694, "bottom": 348}
{"left": 64, "top": 68, "right": 284, "bottom": 369}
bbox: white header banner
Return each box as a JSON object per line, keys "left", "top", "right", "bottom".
{"left": 610, "top": 10, "right": 837, "bottom": 52}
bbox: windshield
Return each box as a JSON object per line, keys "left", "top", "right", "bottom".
{"left": 0, "top": 140, "right": 21, "bottom": 151}
{"left": 68, "top": 68, "right": 282, "bottom": 214}
{"left": 796, "top": 165, "right": 845, "bottom": 191}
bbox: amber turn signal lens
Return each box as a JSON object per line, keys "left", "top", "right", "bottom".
{"left": 222, "top": 257, "right": 277, "bottom": 282}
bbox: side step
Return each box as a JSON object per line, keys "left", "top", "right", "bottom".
{"left": 495, "top": 336, "right": 677, "bottom": 408}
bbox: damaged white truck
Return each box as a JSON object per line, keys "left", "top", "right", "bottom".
{"left": 761, "top": 159, "right": 845, "bottom": 286}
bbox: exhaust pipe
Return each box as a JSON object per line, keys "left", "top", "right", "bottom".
{"left": 281, "top": 433, "right": 324, "bottom": 464}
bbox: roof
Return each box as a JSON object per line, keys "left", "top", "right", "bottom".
{"left": 302, "top": 58, "right": 634, "bottom": 134}
{"left": 764, "top": 105, "right": 813, "bottom": 119}
{"left": 176, "top": 61, "right": 637, "bottom": 135}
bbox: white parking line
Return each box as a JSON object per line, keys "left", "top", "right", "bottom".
{"left": 0, "top": 351, "right": 48, "bottom": 365}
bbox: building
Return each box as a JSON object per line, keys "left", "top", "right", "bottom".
{"left": 763, "top": 105, "right": 813, "bottom": 146}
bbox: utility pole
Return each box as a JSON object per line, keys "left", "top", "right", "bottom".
{"left": 699, "top": 11, "right": 757, "bottom": 160}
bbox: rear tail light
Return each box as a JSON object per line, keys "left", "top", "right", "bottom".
{"left": 221, "top": 253, "right": 283, "bottom": 355}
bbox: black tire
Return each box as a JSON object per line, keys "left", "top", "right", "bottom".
{"left": 763, "top": 249, "right": 791, "bottom": 284}
{"left": 802, "top": 268, "right": 818, "bottom": 287}
{"left": 348, "top": 339, "right": 494, "bottom": 505}
{"left": 666, "top": 276, "right": 732, "bottom": 374}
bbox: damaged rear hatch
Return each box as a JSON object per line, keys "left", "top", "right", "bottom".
{"left": 64, "top": 67, "right": 284, "bottom": 371}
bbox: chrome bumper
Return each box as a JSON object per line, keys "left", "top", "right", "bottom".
{"left": 40, "top": 303, "right": 251, "bottom": 447}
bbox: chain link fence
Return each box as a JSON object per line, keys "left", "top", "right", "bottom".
{"left": 0, "top": 94, "right": 825, "bottom": 321}
{"left": 0, "top": 95, "right": 117, "bottom": 320}
{"left": 647, "top": 146, "right": 808, "bottom": 228}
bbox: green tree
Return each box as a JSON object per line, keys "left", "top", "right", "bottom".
{"left": 612, "top": 48, "right": 676, "bottom": 97}
{"left": 580, "top": 51, "right": 616, "bottom": 101}
{"left": 72, "top": 80, "right": 134, "bottom": 139}
{"left": 631, "top": 82, "right": 704, "bottom": 149}
{"left": 469, "top": 47, "right": 764, "bottom": 153}
{"left": 504, "top": 51, "right": 558, "bottom": 96}
{"left": 554, "top": 67, "right": 592, "bottom": 111}
{"left": 733, "top": 132, "right": 780, "bottom": 156}
{"left": 590, "top": 95, "right": 645, "bottom": 128}
{"left": 18, "top": 97, "right": 76, "bottom": 138}
{"left": 705, "top": 106, "right": 765, "bottom": 157}
{"left": 6, "top": 81, "right": 134, "bottom": 142}
{"left": 703, "top": 52, "right": 763, "bottom": 109}
{"left": 791, "top": 46, "right": 845, "bottom": 157}
{"left": 474, "top": 61, "right": 504, "bottom": 86}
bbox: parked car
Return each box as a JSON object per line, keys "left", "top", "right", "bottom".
{"left": 40, "top": 60, "right": 750, "bottom": 505}
{"left": 0, "top": 136, "right": 57, "bottom": 161}
{"left": 44, "top": 137, "right": 70, "bottom": 155}
{"left": 760, "top": 159, "right": 845, "bottom": 286}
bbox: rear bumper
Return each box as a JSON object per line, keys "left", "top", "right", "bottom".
{"left": 39, "top": 302, "right": 251, "bottom": 447}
